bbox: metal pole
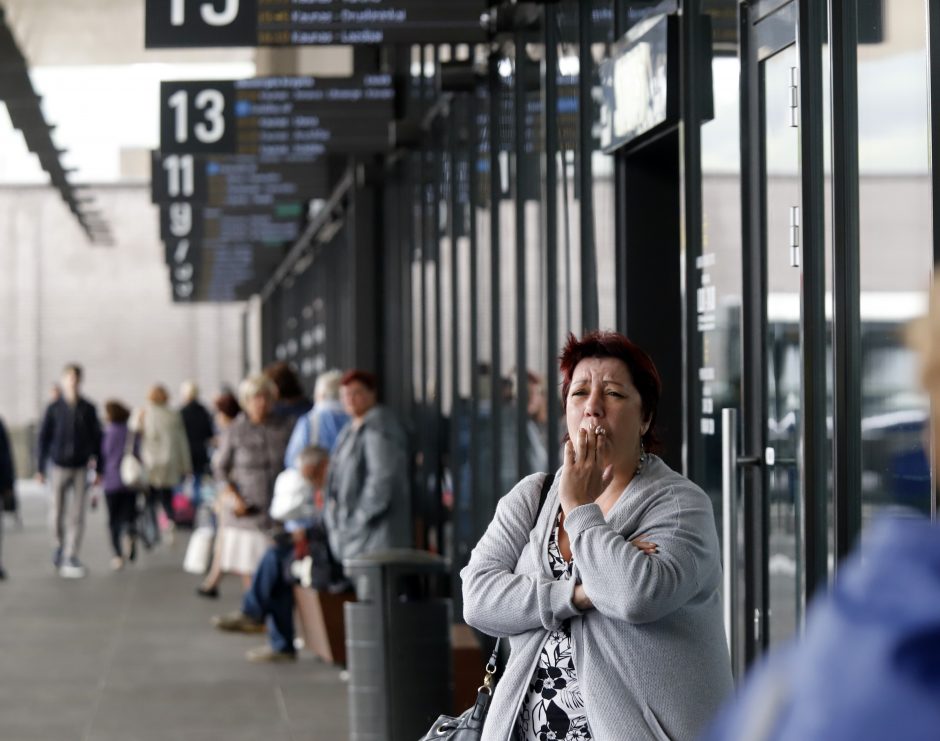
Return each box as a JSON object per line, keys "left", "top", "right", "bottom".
{"left": 828, "top": 0, "right": 862, "bottom": 564}
{"left": 739, "top": 4, "right": 768, "bottom": 667}
{"left": 515, "top": 34, "right": 530, "bottom": 479}
{"left": 468, "top": 85, "right": 481, "bottom": 535}
{"left": 798, "top": 0, "right": 831, "bottom": 607}
{"left": 578, "top": 0, "right": 598, "bottom": 332}
{"left": 613, "top": 0, "right": 628, "bottom": 333}
{"left": 449, "top": 98, "right": 462, "bottom": 563}
{"left": 927, "top": 0, "right": 940, "bottom": 520}
{"left": 680, "top": 1, "right": 705, "bottom": 479}
{"left": 489, "top": 53, "right": 504, "bottom": 503}
{"left": 545, "top": 5, "right": 561, "bottom": 474}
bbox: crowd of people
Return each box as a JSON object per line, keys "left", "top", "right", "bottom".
{"left": 1, "top": 320, "right": 937, "bottom": 738}
{"left": 0, "top": 360, "right": 412, "bottom": 665}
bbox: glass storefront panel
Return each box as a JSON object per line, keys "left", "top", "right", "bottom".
{"left": 763, "top": 42, "right": 803, "bottom": 648}
{"left": 696, "top": 0, "right": 745, "bottom": 658}
{"left": 857, "top": 1, "right": 932, "bottom": 522}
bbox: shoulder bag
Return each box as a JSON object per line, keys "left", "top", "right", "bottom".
{"left": 119, "top": 429, "right": 146, "bottom": 489}
{"left": 419, "top": 471, "right": 556, "bottom": 741}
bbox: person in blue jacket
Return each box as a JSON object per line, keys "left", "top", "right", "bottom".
{"left": 283, "top": 369, "right": 350, "bottom": 467}
{"left": 701, "top": 282, "right": 940, "bottom": 741}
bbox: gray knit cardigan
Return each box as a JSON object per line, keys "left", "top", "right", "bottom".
{"left": 460, "top": 457, "right": 734, "bottom": 741}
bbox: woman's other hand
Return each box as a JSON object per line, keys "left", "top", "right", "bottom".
{"left": 631, "top": 535, "right": 658, "bottom": 555}
{"left": 559, "top": 426, "right": 613, "bottom": 514}
{"left": 573, "top": 584, "right": 594, "bottom": 611}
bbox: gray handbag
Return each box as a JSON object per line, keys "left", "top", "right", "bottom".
{"left": 419, "top": 471, "right": 555, "bottom": 740}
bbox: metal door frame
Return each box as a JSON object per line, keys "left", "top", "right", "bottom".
{"left": 737, "top": 0, "right": 828, "bottom": 674}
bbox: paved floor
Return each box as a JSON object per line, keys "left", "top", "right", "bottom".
{"left": 0, "top": 482, "right": 349, "bottom": 741}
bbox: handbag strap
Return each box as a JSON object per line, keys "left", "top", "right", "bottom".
{"left": 123, "top": 427, "right": 137, "bottom": 456}
{"left": 483, "top": 469, "right": 556, "bottom": 692}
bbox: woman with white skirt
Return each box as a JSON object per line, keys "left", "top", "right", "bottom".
{"left": 211, "top": 375, "right": 291, "bottom": 589}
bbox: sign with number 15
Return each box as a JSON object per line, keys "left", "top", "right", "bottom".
{"left": 146, "top": 0, "right": 257, "bottom": 48}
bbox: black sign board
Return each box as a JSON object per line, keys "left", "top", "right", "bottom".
{"left": 166, "top": 235, "right": 291, "bottom": 303}
{"left": 160, "top": 199, "right": 304, "bottom": 302}
{"left": 160, "top": 75, "right": 394, "bottom": 157}
{"left": 151, "top": 151, "right": 331, "bottom": 207}
{"left": 145, "top": 0, "right": 486, "bottom": 48}
{"left": 197, "top": 240, "right": 285, "bottom": 302}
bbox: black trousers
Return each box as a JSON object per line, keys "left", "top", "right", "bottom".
{"left": 104, "top": 489, "right": 137, "bottom": 557}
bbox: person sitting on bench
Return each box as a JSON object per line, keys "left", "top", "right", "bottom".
{"left": 212, "top": 445, "right": 329, "bottom": 662}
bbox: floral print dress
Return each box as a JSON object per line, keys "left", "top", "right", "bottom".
{"left": 516, "top": 510, "right": 592, "bottom": 740}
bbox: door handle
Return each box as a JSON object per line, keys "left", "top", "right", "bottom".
{"left": 721, "top": 408, "right": 739, "bottom": 659}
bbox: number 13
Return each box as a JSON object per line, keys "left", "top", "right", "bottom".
{"left": 167, "top": 89, "right": 226, "bottom": 144}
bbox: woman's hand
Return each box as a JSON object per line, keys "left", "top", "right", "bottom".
{"left": 558, "top": 426, "right": 613, "bottom": 515}
{"left": 231, "top": 495, "right": 248, "bottom": 517}
{"left": 631, "top": 535, "right": 658, "bottom": 555}
{"left": 573, "top": 584, "right": 594, "bottom": 611}
{"left": 224, "top": 486, "right": 247, "bottom": 517}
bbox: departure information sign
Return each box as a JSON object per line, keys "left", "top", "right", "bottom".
{"left": 151, "top": 151, "right": 331, "bottom": 207}
{"left": 160, "top": 202, "right": 302, "bottom": 302}
{"left": 159, "top": 75, "right": 394, "bottom": 157}
{"left": 156, "top": 74, "right": 390, "bottom": 302}
{"left": 152, "top": 147, "right": 324, "bottom": 302}
{"left": 145, "top": 0, "right": 486, "bottom": 48}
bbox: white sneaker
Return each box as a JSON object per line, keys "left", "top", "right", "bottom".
{"left": 110, "top": 557, "right": 124, "bottom": 571}
{"left": 60, "top": 558, "right": 87, "bottom": 579}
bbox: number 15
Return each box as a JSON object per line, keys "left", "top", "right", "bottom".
{"left": 171, "top": 0, "right": 240, "bottom": 27}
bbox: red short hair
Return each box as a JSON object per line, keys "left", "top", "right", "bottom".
{"left": 341, "top": 369, "right": 378, "bottom": 392}
{"left": 559, "top": 331, "right": 662, "bottom": 452}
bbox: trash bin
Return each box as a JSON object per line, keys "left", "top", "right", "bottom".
{"left": 344, "top": 549, "right": 453, "bottom": 741}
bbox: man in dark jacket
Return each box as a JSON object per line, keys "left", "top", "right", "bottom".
{"left": 179, "top": 380, "right": 215, "bottom": 514}
{"left": 179, "top": 381, "right": 214, "bottom": 474}
{"left": 37, "top": 363, "right": 101, "bottom": 579}
{"left": 0, "top": 415, "right": 14, "bottom": 580}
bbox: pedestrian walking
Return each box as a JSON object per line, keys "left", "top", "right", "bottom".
{"left": 133, "top": 385, "right": 192, "bottom": 546}
{"left": 37, "top": 363, "right": 102, "bottom": 578}
{"left": 100, "top": 401, "right": 139, "bottom": 570}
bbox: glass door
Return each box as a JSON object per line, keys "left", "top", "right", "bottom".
{"left": 734, "top": 0, "right": 818, "bottom": 672}
{"left": 761, "top": 40, "right": 802, "bottom": 648}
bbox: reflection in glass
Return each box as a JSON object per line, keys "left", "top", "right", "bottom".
{"left": 763, "top": 45, "right": 802, "bottom": 647}
{"left": 857, "top": 2, "right": 932, "bottom": 523}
